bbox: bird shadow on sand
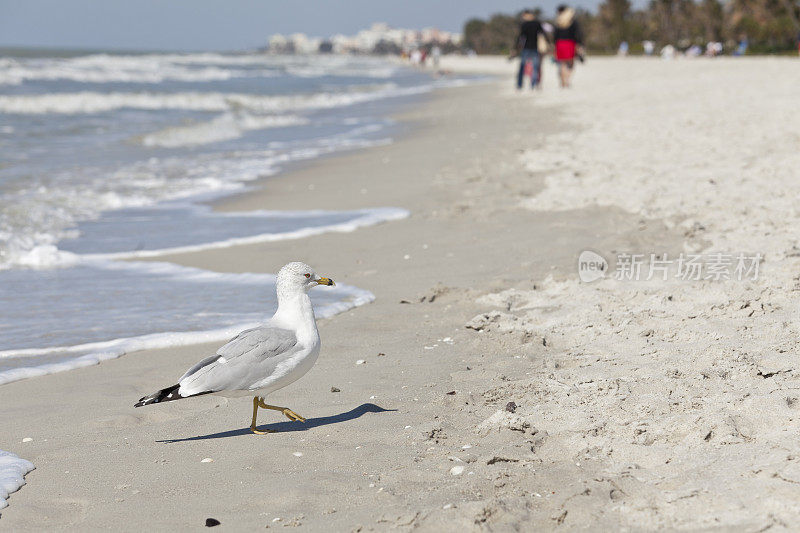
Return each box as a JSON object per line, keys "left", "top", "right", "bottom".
{"left": 157, "top": 403, "right": 395, "bottom": 443}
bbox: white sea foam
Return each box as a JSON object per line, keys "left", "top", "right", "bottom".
{"left": 154, "top": 53, "right": 398, "bottom": 78}
{"left": 286, "top": 65, "right": 398, "bottom": 79}
{"left": 0, "top": 53, "right": 397, "bottom": 86}
{"left": 88, "top": 206, "right": 410, "bottom": 260}
{"left": 0, "top": 54, "right": 255, "bottom": 86}
{"left": 0, "top": 451, "right": 34, "bottom": 511}
{"left": 140, "top": 113, "right": 308, "bottom": 148}
{"left": 7, "top": 244, "right": 81, "bottom": 270}
{"left": 0, "top": 83, "right": 429, "bottom": 115}
{"left": 0, "top": 181, "right": 202, "bottom": 270}
{"left": 0, "top": 138, "right": 389, "bottom": 270}
{"left": 0, "top": 91, "right": 243, "bottom": 114}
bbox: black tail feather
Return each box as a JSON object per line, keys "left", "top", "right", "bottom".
{"left": 134, "top": 384, "right": 183, "bottom": 407}
{"left": 134, "top": 384, "right": 213, "bottom": 407}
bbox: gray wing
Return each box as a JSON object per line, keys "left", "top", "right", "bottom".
{"left": 178, "top": 326, "right": 298, "bottom": 395}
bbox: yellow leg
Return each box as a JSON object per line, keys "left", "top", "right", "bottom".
{"left": 250, "top": 396, "right": 271, "bottom": 435}
{"left": 257, "top": 398, "right": 306, "bottom": 422}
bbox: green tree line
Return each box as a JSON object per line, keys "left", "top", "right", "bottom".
{"left": 463, "top": 0, "right": 800, "bottom": 54}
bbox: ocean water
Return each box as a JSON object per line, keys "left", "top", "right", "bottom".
{"left": 0, "top": 51, "right": 460, "bottom": 387}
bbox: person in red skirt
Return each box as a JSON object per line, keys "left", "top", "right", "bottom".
{"left": 553, "top": 4, "right": 584, "bottom": 88}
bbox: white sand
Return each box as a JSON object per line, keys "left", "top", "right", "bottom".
{"left": 1, "top": 57, "right": 799, "bottom": 530}
{"left": 466, "top": 56, "right": 800, "bottom": 529}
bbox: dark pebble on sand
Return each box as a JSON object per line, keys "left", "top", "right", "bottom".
{"left": 205, "top": 518, "right": 221, "bottom": 527}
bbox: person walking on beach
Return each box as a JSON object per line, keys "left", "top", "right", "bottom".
{"left": 514, "top": 9, "right": 550, "bottom": 90}
{"left": 553, "top": 4, "right": 584, "bottom": 88}
{"left": 431, "top": 45, "right": 441, "bottom": 68}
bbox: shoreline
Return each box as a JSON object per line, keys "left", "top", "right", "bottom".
{"left": 1, "top": 66, "right": 668, "bottom": 528}
{"left": 6, "top": 57, "right": 792, "bottom": 529}
{"left": 0, "top": 74, "right": 584, "bottom": 528}
{"left": 0, "top": 61, "right": 676, "bottom": 529}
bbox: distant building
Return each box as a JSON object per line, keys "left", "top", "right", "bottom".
{"left": 268, "top": 34, "right": 293, "bottom": 54}
{"left": 289, "top": 33, "right": 321, "bottom": 54}
{"left": 266, "top": 22, "right": 462, "bottom": 55}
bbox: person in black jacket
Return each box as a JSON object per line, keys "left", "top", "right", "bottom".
{"left": 553, "top": 4, "right": 584, "bottom": 88}
{"left": 515, "top": 10, "right": 550, "bottom": 90}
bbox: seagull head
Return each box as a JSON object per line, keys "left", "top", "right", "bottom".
{"left": 277, "top": 261, "right": 335, "bottom": 295}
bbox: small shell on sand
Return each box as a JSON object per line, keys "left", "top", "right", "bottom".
{"left": 450, "top": 465, "right": 465, "bottom": 476}
{"left": 201, "top": 458, "right": 213, "bottom": 463}
{"left": 293, "top": 452, "right": 303, "bottom": 457}
{"left": 22, "top": 437, "right": 33, "bottom": 442}
{"left": 476, "top": 410, "right": 530, "bottom": 436}
{"left": 356, "top": 359, "right": 366, "bottom": 365}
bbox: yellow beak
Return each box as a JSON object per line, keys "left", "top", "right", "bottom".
{"left": 316, "top": 277, "right": 335, "bottom": 286}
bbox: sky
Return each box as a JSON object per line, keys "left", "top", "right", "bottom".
{"left": 0, "top": 0, "right": 625, "bottom": 52}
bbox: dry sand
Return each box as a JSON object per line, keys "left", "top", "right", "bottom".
{"left": 1, "top": 57, "right": 799, "bottom": 530}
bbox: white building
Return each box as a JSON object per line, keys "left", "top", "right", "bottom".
{"left": 267, "top": 22, "right": 462, "bottom": 55}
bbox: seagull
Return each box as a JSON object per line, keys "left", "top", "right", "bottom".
{"left": 134, "top": 261, "right": 335, "bottom": 434}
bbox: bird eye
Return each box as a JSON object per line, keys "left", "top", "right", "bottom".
{"left": 305, "top": 273, "right": 311, "bottom": 278}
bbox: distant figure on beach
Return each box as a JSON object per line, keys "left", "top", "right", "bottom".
{"left": 686, "top": 44, "right": 702, "bottom": 57}
{"left": 514, "top": 9, "right": 550, "bottom": 90}
{"left": 643, "top": 40, "right": 655, "bottom": 56}
{"left": 541, "top": 19, "right": 555, "bottom": 86}
{"left": 706, "top": 41, "right": 722, "bottom": 57}
{"left": 734, "top": 37, "right": 748, "bottom": 56}
{"left": 618, "top": 41, "right": 629, "bottom": 56}
{"left": 553, "top": 4, "right": 583, "bottom": 88}
{"left": 410, "top": 48, "right": 422, "bottom": 66}
{"left": 431, "top": 45, "right": 441, "bottom": 68}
